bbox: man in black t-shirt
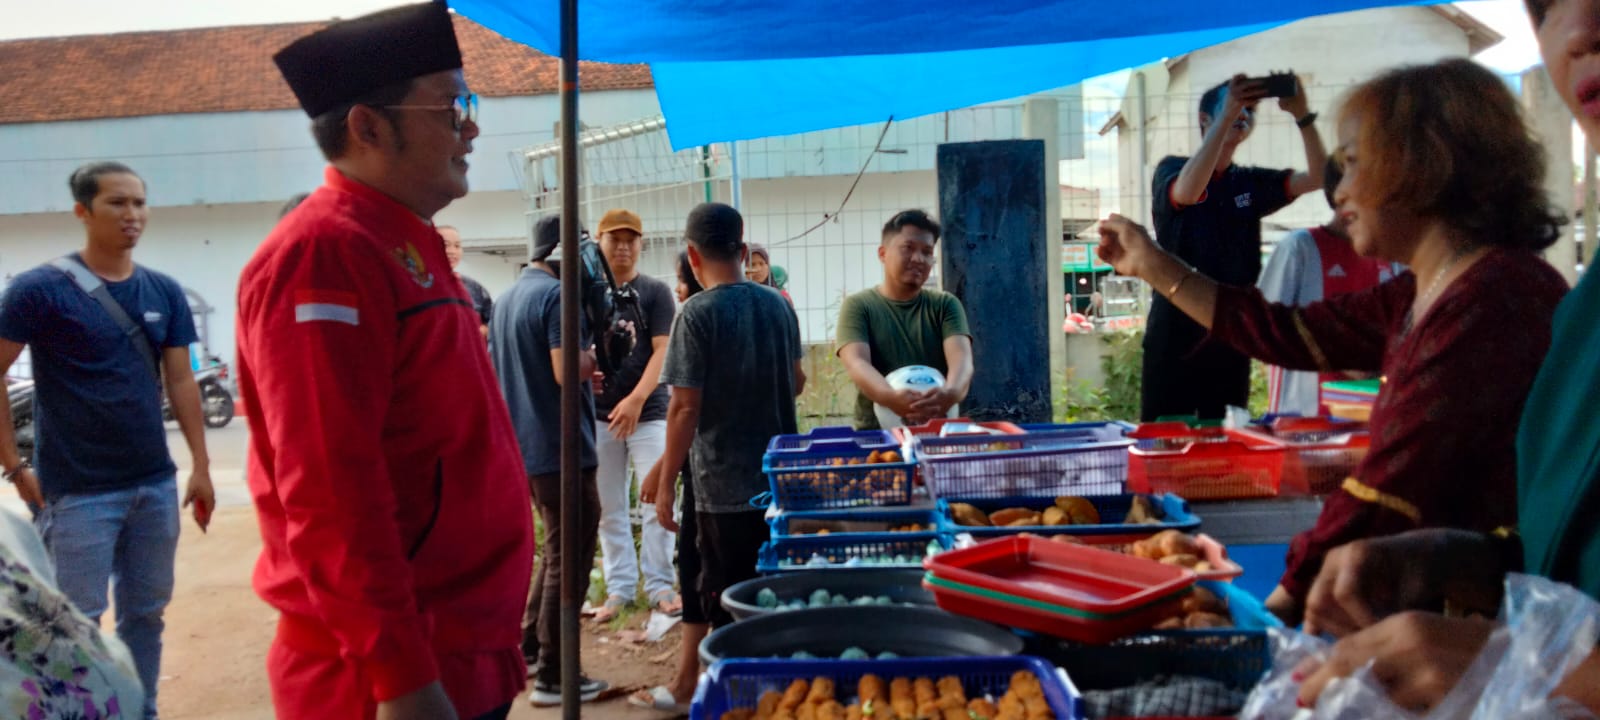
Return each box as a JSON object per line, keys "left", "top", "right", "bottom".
{"left": 439, "top": 225, "right": 492, "bottom": 338}
{"left": 592, "top": 209, "right": 681, "bottom": 619}
{"left": 1142, "top": 73, "right": 1326, "bottom": 421}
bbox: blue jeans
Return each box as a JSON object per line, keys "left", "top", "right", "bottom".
{"left": 37, "top": 477, "right": 179, "bottom": 720}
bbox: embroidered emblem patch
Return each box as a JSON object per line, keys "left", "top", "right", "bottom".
{"left": 391, "top": 243, "right": 435, "bottom": 288}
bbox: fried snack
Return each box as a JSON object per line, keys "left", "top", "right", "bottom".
{"left": 819, "top": 700, "right": 846, "bottom": 720}
{"left": 1159, "top": 553, "right": 1201, "bottom": 568}
{"left": 1049, "top": 534, "right": 1084, "bottom": 545}
{"left": 881, "top": 450, "right": 902, "bottom": 463}
{"left": 724, "top": 710, "right": 756, "bottom": 720}
{"left": 914, "top": 678, "right": 938, "bottom": 719}
{"left": 1153, "top": 529, "right": 1200, "bottom": 558}
{"left": 948, "top": 503, "right": 992, "bottom": 527}
{"left": 940, "top": 706, "right": 967, "bottom": 720}
{"left": 806, "top": 677, "right": 836, "bottom": 706}
{"left": 1052, "top": 496, "right": 1100, "bottom": 525}
{"left": 1008, "top": 670, "right": 1041, "bottom": 696}
{"left": 756, "top": 691, "right": 784, "bottom": 720}
{"left": 1005, "top": 517, "right": 1039, "bottom": 527}
{"left": 1185, "top": 611, "right": 1231, "bottom": 629}
{"left": 798, "top": 703, "right": 818, "bottom": 720}
{"left": 1041, "top": 506, "right": 1068, "bottom": 526}
{"left": 1022, "top": 695, "right": 1053, "bottom": 720}
{"left": 847, "top": 705, "right": 865, "bottom": 720}
{"left": 995, "top": 693, "right": 1025, "bottom": 720}
{"left": 1182, "top": 585, "right": 1228, "bottom": 615}
{"left": 890, "top": 678, "right": 916, "bottom": 720}
{"left": 1195, "top": 561, "right": 1214, "bottom": 573}
{"left": 988, "top": 508, "right": 1038, "bottom": 526}
{"left": 935, "top": 676, "right": 966, "bottom": 709}
{"left": 867, "top": 450, "right": 884, "bottom": 464}
{"left": 968, "top": 698, "right": 1000, "bottom": 720}
{"left": 859, "top": 675, "right": 886, "bottom": 707}
{"left": 1129, "top": 537, "right": 1157, "bottom": 559}
{"left": 1123, "top": 495, "right": 1161, "bottom": 525}
{"left": 781, "top": 680, "right": 811, "bottom": 712}
{"left": 1153, "top": 615, "right": 1185, "bottom": 630}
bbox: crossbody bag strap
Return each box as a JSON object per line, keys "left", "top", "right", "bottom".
{"left": 48, "top": 256, "right": 163, "bottom": 385}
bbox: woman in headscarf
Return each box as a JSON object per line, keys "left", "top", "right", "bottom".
{"left": 746, "top": 243, "right": 792, "bottom": 305}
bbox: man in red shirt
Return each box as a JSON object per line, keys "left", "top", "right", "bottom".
{"left": 236, "top": 4, "right": 534, "bottom": 719}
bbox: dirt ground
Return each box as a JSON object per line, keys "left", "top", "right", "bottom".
{"left": 3, "top": 424, "right": 686, "bottom": 720}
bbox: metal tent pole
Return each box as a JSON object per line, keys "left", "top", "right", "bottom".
{"left": 558, "top": 0, "right": 582, "bottom": 714}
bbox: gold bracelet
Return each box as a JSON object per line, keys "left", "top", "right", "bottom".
{"left": 1167, "top": 270, "right": 1197, "bottom": 300}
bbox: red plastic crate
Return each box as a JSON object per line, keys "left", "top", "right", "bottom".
{"left": 1126, "top": 423, "right": 1286, "bottom": 500}
{"left": 923, "top": 535, "right": 1197, "bottom": 646}
{"left": 1239, "top": 417, "right": 1370, "bottom": 495}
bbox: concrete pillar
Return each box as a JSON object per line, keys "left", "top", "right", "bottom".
{"left": 937, "top": 140, "right": 1052, "bottom": 423}
{"left": 1522, "top": 67, "right": 1579, "bottom": 285}
{"left": 1023, "top": 98, "right": 1067, "bottom": 418}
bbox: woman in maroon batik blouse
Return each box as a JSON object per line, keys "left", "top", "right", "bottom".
{"left": 1096, "top": 59, "right": 1569, "bottom": 624}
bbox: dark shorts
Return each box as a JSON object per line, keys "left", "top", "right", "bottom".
{"left": 695, "top": 508, "right": 768, "bottom": 629}
{"left": 677, "top": 470, "right": 707, "bottom": 625}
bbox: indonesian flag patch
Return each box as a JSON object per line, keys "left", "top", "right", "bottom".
{"left": 294, "top": 289, "right": 359, "bottom": 326}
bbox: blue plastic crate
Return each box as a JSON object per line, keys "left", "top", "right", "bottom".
{"left": 761, "top": 444, "right": 916, "bottom": 511}
{"left": 1028, "top": 581, "right": 1275, "bottom": 692}
{"left": 913, "top": 424, "right": 1132, "bottom": 501}
{"left": 757, "top": 533, "right": 951, "bottom": 573}
{"left": 770, "top": 507, "right": 944, "bottom": 540}
{"left": 767, "top": 426, "right": 899, "bottom": 454}
{"left": 937, "top": 493, "right": 1198, "bottom": 538}
{"left": 691, "top": 656, "right": 1083, "bottom": 720}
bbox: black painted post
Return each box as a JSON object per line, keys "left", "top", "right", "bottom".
{"left": 936, "top": 140, "right": 1052, "bottom": 424}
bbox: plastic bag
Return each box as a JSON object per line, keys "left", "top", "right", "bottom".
{"left": 1242, "top": 573, "right": 1600, "bottom": 720}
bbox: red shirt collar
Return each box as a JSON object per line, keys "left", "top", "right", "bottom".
{"left": 322, "top": 166, "right": 435, "bottom": 233}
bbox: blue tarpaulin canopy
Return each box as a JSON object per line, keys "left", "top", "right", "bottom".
{"left": 449, "top": 0, "right": 1432, "bottom": 148}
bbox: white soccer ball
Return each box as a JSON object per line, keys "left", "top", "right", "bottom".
{"left": 874, "top": 365, "right": 959, "bottom": 429}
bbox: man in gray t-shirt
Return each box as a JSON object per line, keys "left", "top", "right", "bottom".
{"left": 644, "top": 202, "right": 804, "bottom": 707}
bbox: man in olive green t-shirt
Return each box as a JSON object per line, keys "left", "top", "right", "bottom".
{"left": 836, "top": 209, "right": 975, "bottom": 430}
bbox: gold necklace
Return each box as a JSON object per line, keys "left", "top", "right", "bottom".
{"left": 1402, "top": 248, "right": 1470, "bottom": 335}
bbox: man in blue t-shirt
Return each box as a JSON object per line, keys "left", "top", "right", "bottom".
{"left": 0, "top": 162, "right": 215, "bottom": 719}
{"left": 488, "top": 215, "right": 609, "bottom": 706}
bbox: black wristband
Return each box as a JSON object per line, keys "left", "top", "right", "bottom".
{"left": 1296, "top": 112, "right": 1319, "bottom": 129}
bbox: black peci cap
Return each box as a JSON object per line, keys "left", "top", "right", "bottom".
{"left": 273, "top": 2, "right": 462, "bottom": 118}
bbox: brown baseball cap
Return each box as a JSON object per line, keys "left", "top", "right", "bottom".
{"left": 597, "top": 209, "right": 644, "bottom": 236}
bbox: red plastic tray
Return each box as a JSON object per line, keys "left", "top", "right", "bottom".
{"left": 1026, "top": 532, "right": 1242, "bottom": 582}
{"left": 923, "top": 535, "right": 1196, "bottom": 615}
{"left": 1126, "top": 423, "right": 1286, "bottom": 500}
{"left": 1238, "top": 418, "right": 1370, "bottom": 496}
{"left": 922, "top": 573, "right": 1187, "bottom": 644}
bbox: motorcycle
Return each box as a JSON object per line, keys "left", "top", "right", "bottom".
{"left": 6, "top": 358, "right": 236, "bottom": 447}
{"left": 166, "top": 360, "right": 236, "bottom": 429}
{"left": 7, "top": 377, "right": 33, "bottom": 452}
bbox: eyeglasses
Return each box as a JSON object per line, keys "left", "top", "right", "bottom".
{"left": 381, "top": 93, "right": 479, "bottom": 131}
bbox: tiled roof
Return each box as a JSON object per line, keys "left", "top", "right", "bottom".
{"left": 0, "top": 15, "right": 653, "bottom": 125}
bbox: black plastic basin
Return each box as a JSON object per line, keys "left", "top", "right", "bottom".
{"left": 699, "top": 605, "right": 1023, "bottom": 665}
{"left": 721, "top": 569, "right": 935, "bottom": 621}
